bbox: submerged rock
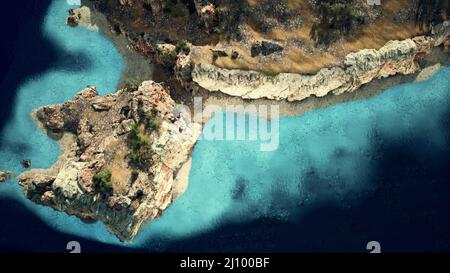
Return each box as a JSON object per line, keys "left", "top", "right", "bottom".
{"left": 0, "top": 171, "right": 12, "bottom": 182}
{"left": 67, "top": 9, "right": 79, "bottom": 27}
{"left": 22, "top": 160, "right": 31, "bottom": 168}
{"left": 18, "top": 81, "right": 201, "bottom": 242}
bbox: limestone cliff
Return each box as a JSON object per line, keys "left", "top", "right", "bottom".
{"left": 191, "top": 22, "right": 450, "bottom": 102}
{"left": 18, "top": 82, "right": 201, "bottom": 241}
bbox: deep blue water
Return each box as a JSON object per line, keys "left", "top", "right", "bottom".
{"left": 0, "top": 0, "right": 450, "bottom": 252}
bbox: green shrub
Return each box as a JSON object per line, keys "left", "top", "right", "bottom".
{"left": 160, "top": 49, "right": 178, "bottom": 68}
{"left": 122, "top": 78, "right": 140, "bottom": 92}
{"left": 145, "top": 118, "right": 161, "bottom": 131}
{"left": 175, "top": 40, "right": 191, "bottom": 55}
{"left": 165, "top": 2, "right": 189, "bottom": 18}
{"left": 260, "top": 19, "right": 276, "bottom": 33}
{"left": 129, "top": 139, "right": 154, "bottom": 169}
{"left": 212, "top": 51, "right": 219, "bottom": 63}
{"left": 261, "top": 69, "right": 280, "bottom": 78}
{"left": 127, "top": 122, "right": 142, "bottom": 150}
{"left": 127, "top": 122, "right": 155, "bottom": 170}
{"left": 93, "top": 170, "right": 113, "bottom": 193}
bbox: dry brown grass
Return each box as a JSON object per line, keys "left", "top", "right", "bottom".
{"left": 109, "top": 147, "right": 131, "bottom": 194}
{"left": 190, "top": 0, "right": 425, "bottom": 74}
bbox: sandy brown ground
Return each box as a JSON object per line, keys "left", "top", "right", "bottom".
{"left": 192, "top": 0, "right": 426, "bottom": 74}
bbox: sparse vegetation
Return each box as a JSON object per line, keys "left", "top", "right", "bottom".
{"left": 127, "top": 122, "right": 155, "bottom": 170}
{"left": 93, "top": 170, "right": 113, "bottom": 193}
{"left": 260, "top": 18, "right": 277, "bottom": 33}
{"left": 415, "top": 0, "right": 449, "bottom": 30}
{"left": 122, "top": 78, "right": 140, "bottom": 92}
{"left": 145, "top": 118, "right": 161, "bottom": 131}
{"left": 160, "top": 49, "right": 178, "bottom": 68}
{"left": 261, "top": 69, "right": 280, "bottom": 78}
{"left": 164, "top": 1, "right": 189, "bottom": 18}
{"left": 248, "top": 0, "right": 292, "bottom": 33}
{"left": 310, "top": 1, "right": 357, "bottom": 46}
{"left": 216, "top": 0, "right": 246, "bottom": 41}
{"left": 175, "top": 40, "right": 191, "bottom": 55}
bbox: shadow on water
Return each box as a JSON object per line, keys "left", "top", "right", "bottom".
{"left": 0, "top": 197, "right": 133, "bottom": 253}
{"left": 0, "top": 0, "right": 91, "bottom": 134}
{"left": 155, "top": 107, "right": 450, "bottom": 253}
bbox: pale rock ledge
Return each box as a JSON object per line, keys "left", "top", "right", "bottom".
{"left": 192, "top": 22, "right": 449, "bottom": 102}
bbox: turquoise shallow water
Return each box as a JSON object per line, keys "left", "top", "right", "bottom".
{"left": 0, "top": 0, "right": 125, "bottom": 244}
{"left": 132, "top": 67, "right": 450, "bottom": 249}
{"left": 0, "top": 0, "right": 450, "bottom": 251}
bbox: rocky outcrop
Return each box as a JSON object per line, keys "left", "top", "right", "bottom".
{"left": 155, "top": 43, "right": 177, "bottom": 67}
{"left": 67, "top": 6, "right": 97, "bottom": 30}
{"left": 18, "top": 82, "right": 201, "bottom": 241}
{"left": 192, "top": 22, "right": 450, "bottom": 102}
{"left": 251, "top": 41, "right": 284, "bottom": 57}
{"left": 0, "top": 171, "right": 12, "bottom": 182}
{"left": 175, "top": 53, "right": 193, "bottom": 85}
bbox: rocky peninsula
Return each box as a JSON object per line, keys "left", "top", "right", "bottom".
{"left": 18, "top": 82, "right": 201, "bottom": 241}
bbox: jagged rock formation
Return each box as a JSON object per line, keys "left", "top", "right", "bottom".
{"left": 18, "top": 82, "right": 201, "bottom": 241}
{"left": 192, "top": 22, "right": 450, "bottom": 102}
{"left": 67, "top": 6, "right": 97, "bottom": 29}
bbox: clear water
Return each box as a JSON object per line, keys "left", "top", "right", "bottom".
{"left": 0, "top": 0, "right": 125, "bottom": 244}
{"left": 0, "top": 0, "right": 449, "bottom": 251}
{"left": 133, "top": 67, "right": 450, "bottom": 249}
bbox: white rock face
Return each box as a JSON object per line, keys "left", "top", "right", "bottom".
{"left": 192, "top": 22, "right": 449, "bottom": 102}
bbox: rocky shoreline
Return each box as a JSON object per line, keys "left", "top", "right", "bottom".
{"left": 191, "top": 22, "right": 450, "bottom": 102}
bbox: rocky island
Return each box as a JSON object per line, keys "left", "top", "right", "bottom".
{"left": 14, "top": 0, "right": 449, "bottom": 242}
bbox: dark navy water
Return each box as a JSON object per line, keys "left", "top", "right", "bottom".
{"left": 0, "top": 1, "right": 449, "bottom": 252}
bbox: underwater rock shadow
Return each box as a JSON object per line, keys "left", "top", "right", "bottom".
{"left": 0, "top": 196, "right": 133, "bottom": 253}
{"left": 147, "top": 105, "right": 450, "bottom": 253}
{"left": 0, "top": 0, "right": 93, "bottom": 135}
